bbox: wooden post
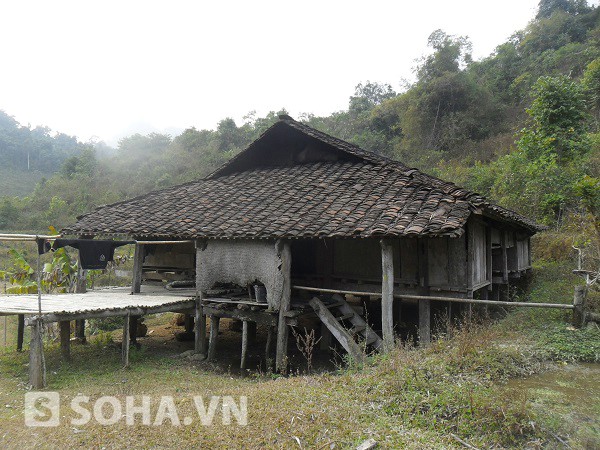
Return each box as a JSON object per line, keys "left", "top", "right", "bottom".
{"left": 129, "top": 315, "right": 139, "bottom": 346}
{"left": 75, "top": 262, "right": 87, "bottom": 343}
{"left": 16, "top": 314, "right": 24, "bottom": 352}
{"left": 380, "top": 239, "right": 394, "bottom": 351}
{"left": 59, "top": 320, "right": 71, "bottom": 360}
{"left": 76, "top": 262, "right": 87, "bottom": 294}
{"left": 275, "top": 240, "right": 292, "bottom": 373}
{"left": 572, "top": 285, "right": 586, "bottom": 328}
{"left": 207, "top": 316, "right": 220, "bottom": 361}
{"left": 418, "top": 239, "right": 431, "bottom": 345}
{"left": 486, "top": 226, "right": 493, "bottom": 291}
{"left": 241, "top": 321, "right": 249, "bottom": 369}
{"left": 194, "top": 296, "right": 206, "bottom": 355}
{"left": 75, "top": 320, "right": 86, "bottom": 343}
{"left": 122, "top": 313, "right": 130, "bottom": 367}
{"left": 29, "top": 319, "right": 46, "bottom": 388}
{"left": 265, "top": 326, "right": 274, "bottom": 364}
{"left": 131, "top": 243, "right": 144, "bottom": 294}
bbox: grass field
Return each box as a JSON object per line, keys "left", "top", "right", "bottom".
{"left": 0, "top": 261, "right": 598, "bottom": 449}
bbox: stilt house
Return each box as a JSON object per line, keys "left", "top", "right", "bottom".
{"left": 62, "top": 116, "right": 542, "bottom": 369}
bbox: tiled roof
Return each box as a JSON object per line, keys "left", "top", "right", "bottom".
{"left": 63, "top": 117, "right": 542, "bottom": 239}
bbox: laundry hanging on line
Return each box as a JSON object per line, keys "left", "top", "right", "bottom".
{"left": 49, "top": 239, "right": 134, "bottom": 270}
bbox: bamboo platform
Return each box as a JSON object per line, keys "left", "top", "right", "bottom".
{"left": 0, "top": 286, "right": 197, "bottom": 322}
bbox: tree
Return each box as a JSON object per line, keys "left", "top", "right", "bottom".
{"left": 349, "top": 82, "right": 396, "bottom": 115}
{"left": 518, "top": 75, "right": 588, "bottom": 162}
{"left": 536, "top": 0, "right": 590, "bottom": 19}
{"left": 582, "top": 58, "right": 600, "bottom": 127}
{"left": 417, "top": 30, "right": 472, "bottom": 81}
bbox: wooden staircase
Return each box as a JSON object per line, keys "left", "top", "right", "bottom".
{"left": 309, "top": 294, "right": 383, "bottom": 363}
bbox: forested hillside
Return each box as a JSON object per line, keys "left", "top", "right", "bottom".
{"left": 1, "top": 0, "right": 599, "bottom": 256}
{"left": 0, "top": 110, "right": 87, "bottom": 200}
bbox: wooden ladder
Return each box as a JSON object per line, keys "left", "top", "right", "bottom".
{"left": 309, "top": 294, "right": 383, "bottom": 363}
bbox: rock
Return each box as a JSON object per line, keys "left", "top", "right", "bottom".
{"left": 180, "top": 350, "right": 196, "bottom": 358}
{"left": 356, "top": 439, "right": 377, "bottom": 450}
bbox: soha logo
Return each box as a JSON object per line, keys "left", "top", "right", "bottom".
{"left": 24, "top": 392, "right": 60, "bottom": 427}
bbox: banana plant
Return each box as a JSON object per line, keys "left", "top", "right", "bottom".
{"left": 1, "top": 247, "right": 78, "bottom": 294}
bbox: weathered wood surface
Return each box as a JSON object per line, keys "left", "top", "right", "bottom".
{"left": 16, "top": 314, "right": 24, "bottom": 351}
{"left": 201, "top": 305, "right": 278, "bottom": 326}
{"left": 201, "top": 297, "right": 270, "bottom": 308}
{"left": 75, "top": 319, "right": 86, "bottom": 343}
{"left": 332, "top": 294, "right": 383, "bottom": 351}
{"left": 0, "top": 290, "right": 195, "bottom": 321}
{"left": 418, "top": 239, "right": 431, "bottom": 345}
{"left": 265, "top": 326, "right": 274, "bottom": 364}
{"left": 276, "top": 240, "right": 292, "bottom": 372}
{"left": 309, "top": 297, "right": 365, "bottom": 364}
{"left": 207, "top": 316, "right": 220, "bottom": 361}
{"left": 241, "top": 321, "right": 248, "bottom": 369}
{"left": 131, "top": 243, "right": 144, "bottom": 294}
{"left": 194, "top": 297, "right": 206, "bottom": 354}
{"left": 380, "top": 239, "right": 394, "bottom": 351}
{"left": 29, "top": 319, "right": 46, "bottom": 388}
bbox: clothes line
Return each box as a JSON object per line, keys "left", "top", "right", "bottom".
{"left": 0, "top": 234, "right": 194, "bottom": 245}
{"left": 0, "top": 234, "right": 62, "bottom": 242}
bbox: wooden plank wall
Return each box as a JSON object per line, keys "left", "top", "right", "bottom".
{"left": 469, "top": 221, "right": 488, "bottom": 287}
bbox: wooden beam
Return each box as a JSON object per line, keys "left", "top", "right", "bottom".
{"left": 16, "top": 314, "right": 24, "bottom": 352}
{"left": 240, "top": 321, "right": 248, "bottom": 369}
{"left": 201, "top": 305, "right": 278, "bottom": 326}
{"left": 28, "top": 319, "right": 46, "bottom": 388}
{"left": 75, "top": 261, "right": 87, "bottom": 343}
{"left": 207, "top": 316, "right": 220, "bottom": 361}
{"left": 59, "top": 321, "right": 71, "bottom": 360}
{"left": 27, "top": 300, "right": 196, "bottom": 324}
{"left": 131, "top": 244, "right": 144, "bottom": 294}
{"left": 380, "top": 239, "right": 394, "bottom": 351}
{"left": 194, "top": 296, "right": 206, "bottom": 355}
{"left": 275, "top": 240, "right": 292, "bottom": 373}
{"left": 418, "top": 239, "right": 431, "bottom": 345}
{"left": 122, "top": 313, "right": 130, "bottom": 368}
{"left": 309, "top": 297, "right": 365, "bottom": 364}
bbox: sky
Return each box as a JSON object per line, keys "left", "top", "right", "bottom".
{"left": 0, "top": 0, "right": 586, "bottom": 146}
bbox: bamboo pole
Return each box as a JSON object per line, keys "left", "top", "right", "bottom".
{"left": 292, "top": 285, "right": 575, "bottom": 310}
{"left": 134, "top": 240, "right": 193, "bottom": 245}
{"left": 0, "top": 234, "right": 61, "bottom": 240}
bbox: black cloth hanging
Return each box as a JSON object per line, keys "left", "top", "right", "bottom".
{"left": 37, "top": 238, "right": 52, "bottom": 255}
{"left": 51, "top": 239, "right": 134, "bottom": 270}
